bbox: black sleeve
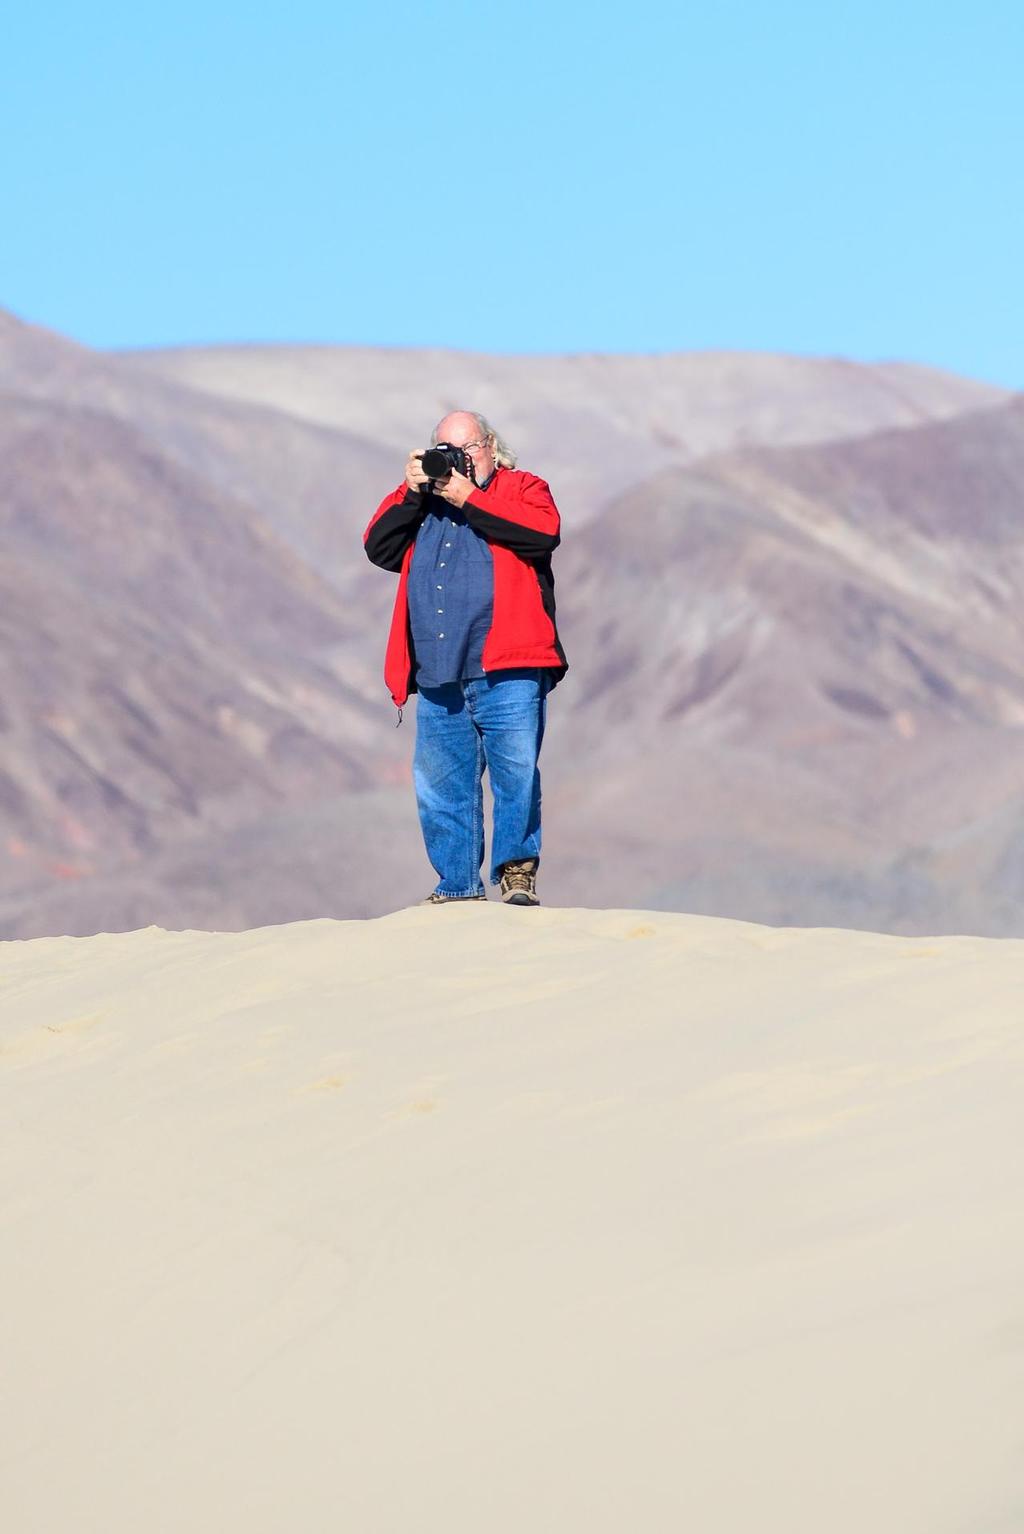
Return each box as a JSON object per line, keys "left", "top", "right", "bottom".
{"left": 364, "top": 489, "right": 429, "bottom": 572}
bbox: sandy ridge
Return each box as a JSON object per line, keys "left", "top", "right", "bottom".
{"left": 2, "top": 905, "right": 1023, "bottom": 1531}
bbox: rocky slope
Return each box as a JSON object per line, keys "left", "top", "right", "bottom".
{"left": 1, "top": 306, "right": 1021, "bottom": 935}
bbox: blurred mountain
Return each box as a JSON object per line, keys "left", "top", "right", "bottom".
{"left": 115, "top": 338, "right": 1008, "bottom": 530}
{"left": 0, "top": 384, "right": 394, "bottom": 902}
{"left": 1, "top": 306, "right": 1022, "bottom": 937}
{"left": 547, "top": 394, "right": 1024, "bottom": 931}
{"left": 0, "top": 310, "right": 396, "bottom": 590}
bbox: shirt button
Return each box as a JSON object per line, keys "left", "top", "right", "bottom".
{"left": 436, "top": 583, "right": 442, "bottom": 589}
{"left": 438, "top": 632, "right": 445, "bottom": 638}
{"left": 444, "top": 542, "right": 451, "bottom": 548}
{"left": 437, "top": 608, "right": 443, "bottom": 613}
{"left": 440, "top": 561, "right": 446, "bottom": 567}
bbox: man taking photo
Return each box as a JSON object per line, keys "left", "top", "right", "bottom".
{"left": 363, "top": 411, "right": 567, "bottom": 906}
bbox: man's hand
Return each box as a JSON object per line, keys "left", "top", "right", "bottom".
{"left": 434, "top": 469, "right": 474, "bottom": 509}
{"left": 404, "top": 451, "right": 431, "bottom": 495}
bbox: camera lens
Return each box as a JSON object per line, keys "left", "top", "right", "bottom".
{"left": 421, "top": 448, "right": 453, "bottom": 478}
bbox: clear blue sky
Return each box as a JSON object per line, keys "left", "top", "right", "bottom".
{"left": 4, "top": 0, "right": 1022, "bottom": 385}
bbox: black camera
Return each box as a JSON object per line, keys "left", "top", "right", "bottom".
{"left": 420, "top": 442, "right": 469, "bottom": 482}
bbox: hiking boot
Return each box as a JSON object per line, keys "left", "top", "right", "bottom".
{"left": 500, "top": 859, "right": 540, "bottom": 906}
{"left": 419, "top": 891, "right": 487, "bottom": 906}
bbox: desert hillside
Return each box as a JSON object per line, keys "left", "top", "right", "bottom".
{"left": 3, "top": 904, "right": 1022, "bottom": 1532}
{"left": 116, "top": 338, "right": 1009, "bottom": 526}
{"left": 3, "top": 305, "right": 1023, "bottom": 938}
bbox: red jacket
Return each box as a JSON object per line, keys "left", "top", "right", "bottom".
{"left": 363, "top": 467, "right": 568, "bottom": 710}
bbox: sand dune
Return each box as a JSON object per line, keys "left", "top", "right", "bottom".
{"left": 3, "top": 904, "right": 1022, "bottom": 1531}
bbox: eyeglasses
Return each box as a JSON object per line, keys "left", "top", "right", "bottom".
{"left": 460, "top": 439, "right": 490, "bottom": 455}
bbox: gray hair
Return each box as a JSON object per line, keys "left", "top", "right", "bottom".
{"left": 432, "top": 411, "right": 517, "bottom": 469}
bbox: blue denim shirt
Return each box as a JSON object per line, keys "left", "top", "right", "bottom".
{"left": 408, "top": 479, "right": 495, "bottom": 687}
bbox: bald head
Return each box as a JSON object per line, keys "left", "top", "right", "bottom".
{"left": 434, "top": 411, "right": 485, "bottom": 443}
{"left": 432, "top": 411, "right": 496, "bottom": 487}
{"left": 431, "top": 411, "right": 517, "bottom": 480}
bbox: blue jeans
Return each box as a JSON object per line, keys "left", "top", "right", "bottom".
{"left": 413, "top": 669, "right": 547, "bottom": 897}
